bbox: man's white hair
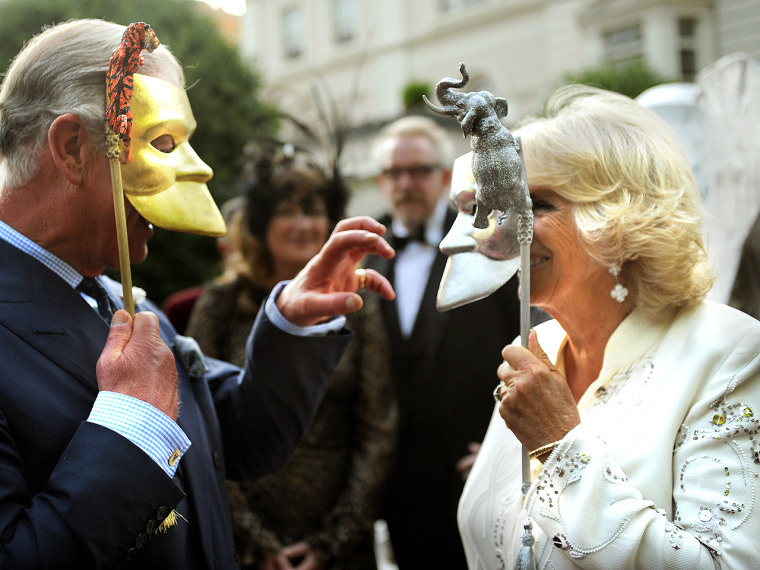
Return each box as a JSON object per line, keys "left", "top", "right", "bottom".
{"left": 0, "top": 19, "right": 183, "bottom": 189}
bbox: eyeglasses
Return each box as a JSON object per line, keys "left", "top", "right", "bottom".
{"left": 272, "top": 196, "right": 328, "bottom": 218}
{"left": 382, "top": 164, "right": 440, "bottom": 181}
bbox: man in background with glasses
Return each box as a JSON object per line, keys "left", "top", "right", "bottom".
{"left": 366, "top": 116, "right": 521, "bottom": 569}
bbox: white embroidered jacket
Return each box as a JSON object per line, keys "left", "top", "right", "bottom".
{"left": 458, "top": 301, "right": 760, "bottom": 569}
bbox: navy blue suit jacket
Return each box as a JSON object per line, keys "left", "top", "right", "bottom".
{"left": 0, "top": 239, "right": 350, "bottom": 569}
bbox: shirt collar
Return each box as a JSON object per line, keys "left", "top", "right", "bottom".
{"left": 577, "top": 307, "right": 672, "bottom": 409}
{"left": 0, "top": 219, "right": 84, "bottom": 288}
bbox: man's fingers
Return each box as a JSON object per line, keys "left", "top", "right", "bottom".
{"left": 334, "top": 293, "right": 365, "bottom": 316}
{"left": 321, "top": 229, "right": 395, "bottom": 264}
{"left": 96, "top": 310, "right": 133, "bottom": 388}
{"left": 132, "top": 311, "right": 161, "bottom": 341}
{"left": 301, "top": 292, "right": 373, "bottom": 320}
{"left": 102, "top": 310, "right": 133, "bottom": 357}
{"left": 281, "top": 541, "right": 309, "bottom": 558}
{"left": 332, "top": 215, "right": 388, "bottom": 235}
{"left": 362, "top": 269, "right": 396, "bottom": 300}
{"left": 96, "top": 310, "right": 179, "bottom": 419}
{"left": 276, "top": 216, "right": 396, "bottom": 325}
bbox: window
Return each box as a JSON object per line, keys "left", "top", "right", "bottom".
{"left": 332, "top": 0, "right": 356, "bottom": 43}
{"left": 282, "top": 6, "right": 305, "bottom": 59}
{"left": 604, "top": 24, "right": 643, "bottom": 64}
{"left": 679, "top": 17, "right": 697, "bottom": 81}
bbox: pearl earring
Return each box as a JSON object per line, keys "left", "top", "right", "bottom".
{"left": 609, "top": 264, "right": 629, "bottom": 303}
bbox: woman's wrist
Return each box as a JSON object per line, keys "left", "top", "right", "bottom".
{"left": 529, "top": 440, "right": 562, "bottom": 463}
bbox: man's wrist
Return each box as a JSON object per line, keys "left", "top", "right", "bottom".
{"left": 266, "top": 281, "right": 346, "bottom": 337}
{"left": 88, "top": 391, "right": 191, "bottom": 477}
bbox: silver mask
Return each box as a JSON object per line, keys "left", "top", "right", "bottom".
{"left": 436, "top": 152, "right": 520, "bottom": 311}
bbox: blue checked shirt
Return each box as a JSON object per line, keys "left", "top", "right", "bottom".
{"left": 0, "top": 220, "right": 345, "bottom": 477}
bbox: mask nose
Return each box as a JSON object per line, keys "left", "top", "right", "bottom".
{"left": 440, "top": 214, "right": 477, "bottom": 254}
{"left": 176, "top": 142, "right": 213, "bottom": 183}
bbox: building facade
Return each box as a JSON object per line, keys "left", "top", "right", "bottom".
{"left": 240, "top": 0, "right": 759, "bottom": 211}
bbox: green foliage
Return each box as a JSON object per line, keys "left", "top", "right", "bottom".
{"left": 402, "top": 81, "right": 432, "bottom": 110}
{"left": 0, "top": 0, "right": 278, "bottom": 303}
{"left": 563, "top": 59, "right": 674, "bottom": 100}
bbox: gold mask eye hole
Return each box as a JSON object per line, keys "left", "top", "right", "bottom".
{"left": 151, "top": 134, "right": 176, "bottom": 153}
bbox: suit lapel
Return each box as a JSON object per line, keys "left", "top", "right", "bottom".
{"left": 0, "top": 240, "right": 107, "bottom": 394}
{"left": 408, "top": 208, "right": 455, "bottom": 352}
{"left": 0, "top": 241, "right": 232, "bottom": 566}
{"left": 410, "top": 246, "right": 450, "bottom": 350}
{"left": 364, "top": 234, "right": 404, "bottom": 344}
{"left": 365, "top": 211, "right": 456, "bottom": 351}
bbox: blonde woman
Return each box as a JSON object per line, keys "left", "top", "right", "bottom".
{"left": 458, "top": 85, "right": 760, "bottom": 569}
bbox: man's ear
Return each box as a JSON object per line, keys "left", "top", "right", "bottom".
{"left": 48, "top": 114, "right": 90, "bottom": 185}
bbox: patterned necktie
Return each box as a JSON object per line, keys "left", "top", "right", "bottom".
{"left": 77, "top": 277, "right": 117, "bottom": 323}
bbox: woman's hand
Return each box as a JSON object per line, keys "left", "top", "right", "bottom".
{"left": 456, "top": 442, "right": 482, "bottom": 481}
{"left": 260, "top": 542, "right": 324, "bottom": 570}
{"left": 276, "top": 216, "right": 395, "bottom": 326}
{"left": 497, "top": 330, "right": 581, "bottom": 455}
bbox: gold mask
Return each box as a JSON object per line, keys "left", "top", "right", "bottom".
{"left": 119, "top": 74, "right": 226, "bottom": 237}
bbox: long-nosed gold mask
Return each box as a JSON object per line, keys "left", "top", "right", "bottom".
{"left": 120, "top": 74, "right": 226, "bottom": 237}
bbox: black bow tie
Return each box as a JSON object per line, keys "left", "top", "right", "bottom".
{"left": 394, "top": 226, "right": 426, "bottom": 250}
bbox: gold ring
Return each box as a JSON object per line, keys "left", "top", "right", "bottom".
{"left": 492, "top": 381, "right": 506, "bottom": 403}
{"left": 355, "top": 268, "right": 366, "bottom": 290}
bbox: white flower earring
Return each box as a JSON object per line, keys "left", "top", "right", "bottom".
{"left": 609, "top": 264, "right": 629, "bottom": 303}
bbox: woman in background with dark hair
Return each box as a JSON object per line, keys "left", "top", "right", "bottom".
{"left": 186, "top": 152, "right": 398, "bottom": 570}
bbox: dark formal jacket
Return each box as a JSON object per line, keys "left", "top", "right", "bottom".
{"left": 364, "top": 208, "right": 521, "bottom": 569}
{"left": 0, "top": 239, "right": 350, "bottom": 569}
{"left": 186, "top": 276, "right": 397, "bottom": 569}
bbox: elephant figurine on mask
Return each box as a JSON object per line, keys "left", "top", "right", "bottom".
{"left": 423, "top": 62, "right": 529, "bottom": 229}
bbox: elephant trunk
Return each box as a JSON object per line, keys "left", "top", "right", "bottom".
{"left": 436, "top": 62, "right": 470, "bottom": 104}
{"left": 423, "top": 61, "right": 471, "bottom": 116}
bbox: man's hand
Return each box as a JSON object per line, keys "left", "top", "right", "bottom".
{"left": 277, "top": 216, "right": 396, "bottom": 326}
{"left": 96, "top": 310, "right": 180, "bottom": 420}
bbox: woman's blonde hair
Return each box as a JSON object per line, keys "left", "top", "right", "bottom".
{"left": 518, "top": 84, "right": 714, "bottom": 316}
